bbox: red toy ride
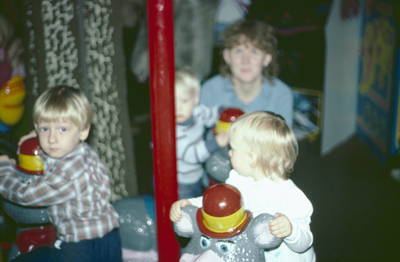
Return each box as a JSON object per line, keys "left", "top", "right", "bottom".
{"left": 2, "top": 137, "right": 57, "bottom": 260}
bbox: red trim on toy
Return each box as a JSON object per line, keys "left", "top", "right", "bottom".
{"left": 16, "top": 165, "right": 44, "bottom": 175}
{"left": 196, "top": 208, "right": 252, "bottom": 239}
{"left": 15, "top": 225, "right": 57, "bottom": 254}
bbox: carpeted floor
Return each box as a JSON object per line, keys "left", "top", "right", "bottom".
{"left": 292, "top": 135, "right": 400, "bottom": 262}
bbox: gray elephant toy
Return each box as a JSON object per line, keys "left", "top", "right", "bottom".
{"left": 205, "top": 146, "right": 231, "bottom": 184}
{"left": 112, "top": 195, "right": 158, "bottom": 261}
{"left": 206, "top": 108, "right": 244, "bottom": 185}
{"left": 174, "top": 184, "right": 282, "bottom": 262}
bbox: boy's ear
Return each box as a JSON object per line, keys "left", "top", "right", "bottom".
{"left": 222, "top": 48, "right": 231, "bottom": 65}
{"left": 79, "top": 125, "right": 91, "bottom": 141}
{"left": 263, "top": 54, "right": 272, "bottom": 67}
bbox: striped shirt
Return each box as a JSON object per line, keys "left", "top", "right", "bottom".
{"left": 0, "top": 142, "right": 119, "bottom": 242}
{"left": 177, "top": 104, "right": 221, "bottom": 184}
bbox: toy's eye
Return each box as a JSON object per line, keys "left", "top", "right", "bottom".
{"left": 216, "top": 241, "right": 234, "bottom": 253}
{"left": 200, "top": 236, "right": 211, "bottom": 248}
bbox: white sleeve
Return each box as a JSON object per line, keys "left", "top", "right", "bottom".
{"left": 282, "top": 191, "right": 314, "bottom": 252}
{"left": 188, "top": 196, "right": 203, "bottom": 207}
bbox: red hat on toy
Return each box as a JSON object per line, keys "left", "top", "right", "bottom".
{"left": 196, "top": 184, "right": 252, "bottom": 239}
{"left": 214, "top": 108, "right": 245, "bottom": 135}
{"left": 17, "top": 137, "right": 44, "bottom": 175}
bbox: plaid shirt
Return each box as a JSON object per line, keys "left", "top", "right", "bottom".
{"left": 0, "top": 142, "right": 119, "bottom": 242}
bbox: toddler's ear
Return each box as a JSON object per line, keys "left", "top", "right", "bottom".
{"left": 249, "top": 152, "right": 258, "bottom": 167}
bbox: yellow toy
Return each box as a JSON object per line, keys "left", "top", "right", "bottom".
{"left": 0, "top": 75, "right": 26, "bottom": 133}
{"left": 213, "top": 108, "right": 244, "bottom": 135}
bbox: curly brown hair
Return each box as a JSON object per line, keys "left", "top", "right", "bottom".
{"left": 220, "top": 20, "right": 279, "bottom": 84}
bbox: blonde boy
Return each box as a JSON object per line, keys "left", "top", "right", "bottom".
{"left": 175, "top": 69, "right": 228, "bottom": 199}
{"left": 171, "top": 111, "right": 315, "bottom": 261}
{"left": 0, "top": 86, "right": 121, "bottom": 261}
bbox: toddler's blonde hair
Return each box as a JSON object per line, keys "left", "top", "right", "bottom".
{"left": 229, "top": 111, "right": 298, "bottom": 180}
{"left": 33, "top": 86, "right": 92, "bottom": 131}
{"left": 175, "top": 68, "right": 200, "bottom": 96}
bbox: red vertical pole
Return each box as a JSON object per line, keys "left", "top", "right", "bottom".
{"left": 147, "top": 0, "right": 180, "bottom": 261}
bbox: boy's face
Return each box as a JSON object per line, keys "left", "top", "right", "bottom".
{"left": 175, "top": 88, "right": 199, "bottom": 124}
{"left": 37, "top": 120, "right": 89, "bottom": 159}
{"left": 223, "top": 39, "right": 272, "bottom": 87}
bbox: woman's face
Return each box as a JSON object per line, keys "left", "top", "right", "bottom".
{"left": 223, "top": 39, "right": 271, "bottom": 87}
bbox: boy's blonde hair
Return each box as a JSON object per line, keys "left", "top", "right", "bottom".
{"left": 33, "top": 86, "right": 92, "bottom": 131}
{"left": 175, "top": 68, "right": 201, "bottom": 96}
{"left": 229, "top": 111, "right": 298, "bottom": 180}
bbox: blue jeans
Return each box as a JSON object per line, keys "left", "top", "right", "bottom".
{"left": 11, "top": 229, "right": 122, "bottom": 262}
{"left": 178, "top": 180, "right": 203, "bottom": 199}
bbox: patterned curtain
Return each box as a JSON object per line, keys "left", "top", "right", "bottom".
{"left": 24, "top": 0, "right": 137, "bottom": 201}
